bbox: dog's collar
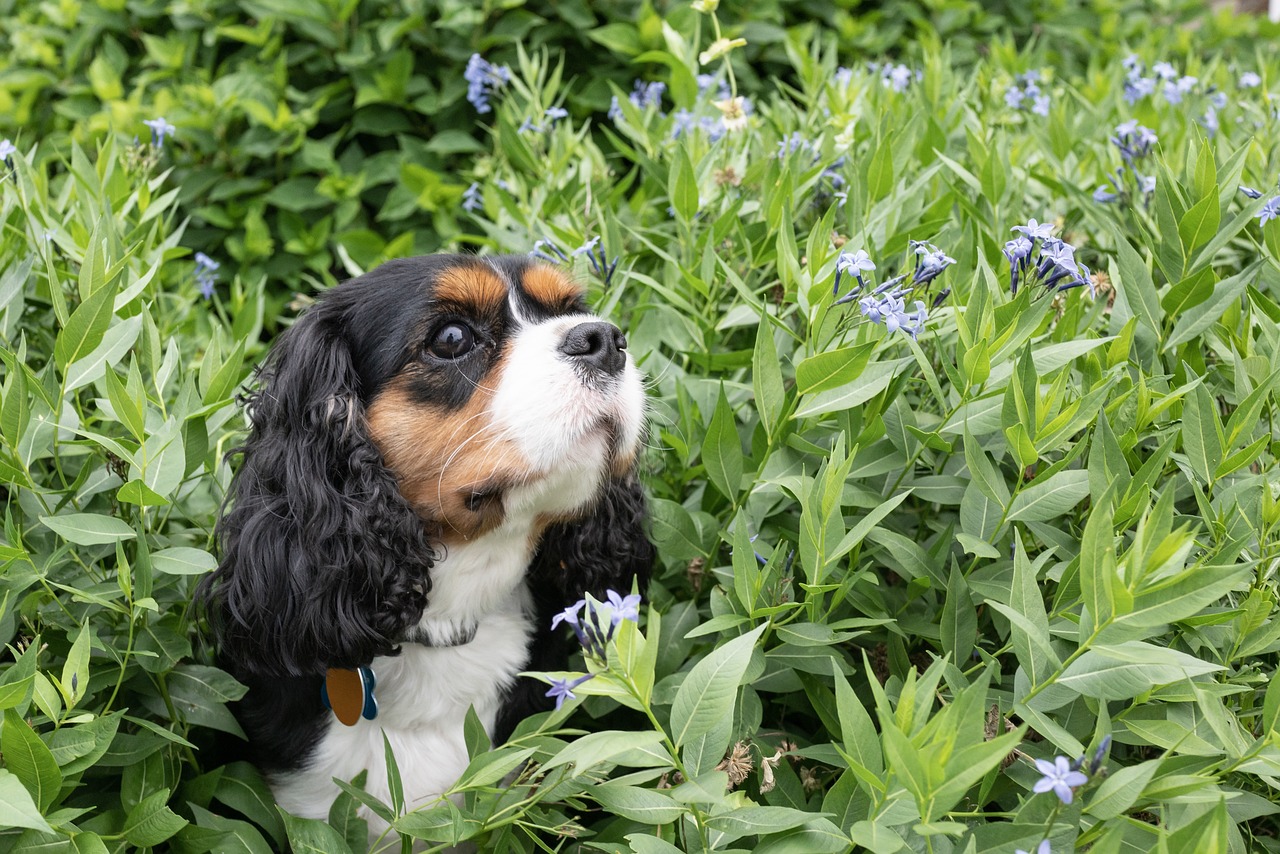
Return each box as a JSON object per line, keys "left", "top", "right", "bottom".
{"left": 321, "top": 619, "right": 479, "bottom": 726}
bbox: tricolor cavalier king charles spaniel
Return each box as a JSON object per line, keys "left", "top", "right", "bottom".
{"left": 200, "top": 254, "right": 652, "bottom": 826}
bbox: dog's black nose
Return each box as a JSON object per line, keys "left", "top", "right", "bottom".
{"left": 559, "top": 321, "right": 627, "bottom": 376}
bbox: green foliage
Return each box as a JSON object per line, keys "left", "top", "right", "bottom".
{"left": 3, "top": 3, "right": 1280, "bottom": 853}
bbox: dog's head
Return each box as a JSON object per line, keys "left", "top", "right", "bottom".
{"left": 201, "top": 254, "right": 649, "bottom": 676}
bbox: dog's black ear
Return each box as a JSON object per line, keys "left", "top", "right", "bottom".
{"left": 535, "top": 471, "right": 653, "bottom": 600}
{"left": 199, "top": 301, "right": 434, "bottom": 677}
{"left": 494, "top": 471, "right": 653, "bottom": 743}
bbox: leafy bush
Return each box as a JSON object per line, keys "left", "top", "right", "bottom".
{"left": 2, "top": 0, "right": 1274, "bottom": 310}
{"left": 4, "top": 4, "right": 1280, "bottom": 853}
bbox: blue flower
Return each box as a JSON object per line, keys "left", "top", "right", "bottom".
{"left": 1123, "top": 76, "right": 1155, "bottom": 104}
{"left": 608, "top": 96, "right": 624, "bottom": 123}
{"left": 834, "top": 67, "right": 854, "bottom": 87}
{"left": 1122, "top": 54, "right": 1142, "bottom": 74}
{"left": 530, "top": 238, "right": 570, "bottom": 264}
{"left": 1261, "top": 197, "right": 1280, "bottom": 227}
{"left": 1033, "top": 756, "right": 1088, "bottom": 804}
{"left": 1240, "top": 71, "right": 1262, "bottom": 88}
{"left": 550, "top": 600, "right": 585, "bottom": 630}
{"left": 0, "top": 139, "right": 14, "bottom": 160}
{"left": 605, "top": 590, "right": 642, "bottom": 625}
{"left": 1199, "top": 106, "right": 1219, "bottom": 136}
{"left": 545, "top": 673, "right": 595, "bottom": 710}
{"left": 1090, "top": 735, "right": 1112, "bottom": 774}
{"left": 1031, "top": 95, "right": 1050, "bottom": 116}
{"left": 629, "top": 80, "right": 666, "bottom": 110}
{"left": 1012, "top": 219, "right": 1055, "bottom": 240}
{"left": 910, "top": 241, "right": 955, "bottom": 286}
{"left": 462, "top": 182, "right": 482, "bottom": 212}
{"left": 464, "top": 54, "right": 511, "bottom": 114}
{"left": 776, "top": 132, "right": 812, "bottom": 159}
{"left": 545, "top": 106, "right": 568, "bottom": 121}
{"left": 1093, "top": 184, "right": 1120, "bottom": 203}
{"left": 1163, "top": 75, "right": 1197, "bottom": 105}
{"left": 1240, "top": 186, "right": 1264, "bottom": 200}
{"left": 572, "top": 236, "right": 600, "bottom": 257}
{"left": 1151, "top": 60, "right": 1178, "bottom": 81}
{"left": 1004, "top": 86, "right": 1025, "bottom": 109}
{"left": 670, "top": 108, "right": 697, "bottom": 139}
{"left": 143, "top": 117, "right": 176, "bottom": 147}
{"left": 882, "top": 64, "right": 915, "bottom": 92}
{"left": 194, "top": 252, "right": 219, "bottom": 299}
{"left": 1015, "top": 841, "right": 1051, "bottom": 854}
{"left": 518, "top": 118, "right": 542, "bottom": 134}
{"left": 833, "top": 249, "right": 876, "bottom": 295}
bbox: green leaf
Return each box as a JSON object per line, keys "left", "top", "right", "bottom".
{"left": 590, "top": 784, "right": 685, "bottom": 824}
{"left": 150, "top": 547, "right": 217, "bottom": 576}
{"left": 753, "top": 320, "right": 786, "bottom": 439}
{"left": 54, "top": 270, "right": 119, "bottom": 373}
{"left": 1111, "top": 238, "right": 1161, "bottom": 335}
{"left": 1181, "top": 377, "right": 1223, "bottom": 486}
{"left": 1079, "top": 483, "right": 1119, "bottom": 637}
{"left": 2, "top": 709, "right": 63, "bottom": 811}
{"left": 540, "top": 730, "right": 669, "bottom": 776}
{"left": 703, "top": 385, "right": 743, "bottom": 500}
{"left": 0, "top": 769, "right": 53, "bottom": 832}
{"left": 1030, "top": 642, "right": 1223, "bottom": 711}
{"left": 279, "top": 810, "right": 354, "bottom": 854}
{"left": 116, "top": 480, "right": 170, "bottom": 507}
{"left": 1085, "top": 758, "right": 1161, "bottom": 819}
{"left": 1177, "top": 191, "right": 1220, "bottom": 257}
{"left": 796, "top": 344, "right": 874, "bottom": 395}
{"left": 39, "top": 513, "right": 135, "bottom": 546}
{"left": 867, "top": 135, "right": 895, "bottom": 201}
{"left": 123, "top": 789, "right": 188, "bottom": 847}
{"left": 1006, "top": 470, "right": 1090, "bottom": 522}
{"left": 59, "top": 624, "right": 91, "bottom": 708}
{"left": 941, "top": 564, "right": 976, "bottom": 662}
{"left": 669, "top": 624, "right": 766, "bottom": 747}
{"left": 669, "top": 146, "right": 698, "bottom": 223}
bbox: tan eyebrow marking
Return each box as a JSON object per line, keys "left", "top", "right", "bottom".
{"left": 434, "top": 265, "right": 508, "bottom": 312}
{"left": 522, "top": 264, "right": 585, "bottom": 310}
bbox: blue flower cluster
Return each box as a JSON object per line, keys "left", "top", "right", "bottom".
{"left": 529, "top": 236, "right": 619, "bottom": 286}
{"left": 1004, "top": 70, "right": 1050, "bottom": 116}
{"left": 461, "top": 182, "right": 482, "bottom": 213}
{"left": 1094, "top": 120, "right": 1158, "bottom": 205}
{"left": 545, "top": 590, "right": 642, "bottom": 709}
{"left": 1122, "top": 56, "right": 1198, "bottom": 106}
{"left": 867, "top": 61, "right": 920, "bottom": 93}
{"left": 1240, "top": 176, "right": 1280, "bottom": 226}
{"left": 518, "top": 106, "right": 570, "bottom": 135}
{"left": 1002, "top": 220, "right": 1092, "bottom": 295}
{"left": 832, "top": 241, "right": 954, "bottom": 338}
{"left": 464, "top": 54, "right": 511, "bottom": 114}
{"left": 613, "top": 74, "right": 750, "bottom": 143}
{"left": 194, "top": 252, "right": 219, "bottom": 299}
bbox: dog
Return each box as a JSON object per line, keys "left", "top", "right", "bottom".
{"left": 199, "top": 254, "right": 653, "bottom": 826}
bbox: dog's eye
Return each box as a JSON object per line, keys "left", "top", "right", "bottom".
{"left": 428, "top": 323, "right": 475, "bottom": 359}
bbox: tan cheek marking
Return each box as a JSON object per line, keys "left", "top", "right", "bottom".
{"left": 523, "top": 264, "right": 585, "bottom": 309}
{"left": 366, "top": 351, "right": 533, "bottom": 543}
{"left": 434, "top": 266, "right": 508, "bottom": 313}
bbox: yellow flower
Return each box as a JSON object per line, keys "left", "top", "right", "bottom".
{"left": 714, "top": 96, "right": 749, "bottom": 132}
{"left": 699, "top": 37, "right": 746, "bottom": 66}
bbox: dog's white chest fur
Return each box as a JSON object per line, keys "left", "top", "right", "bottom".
{"left": 270, "top": 531, "right": 537, "bottom": 825}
